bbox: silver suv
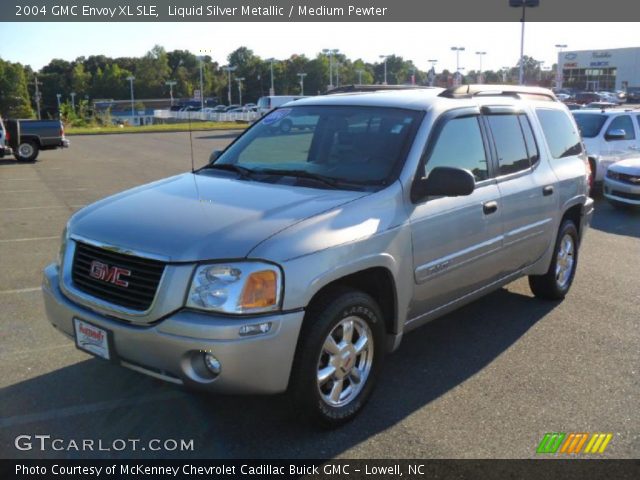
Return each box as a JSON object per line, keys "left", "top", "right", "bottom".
{"left": 43, "top": 85, "right": 593, "bottom": 426}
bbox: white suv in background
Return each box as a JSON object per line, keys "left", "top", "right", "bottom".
{"left": 572, "top": 109, "right": 640, "bottom": 183}
{"left": 0, "top": 116, "right": 13, "bottom": 158}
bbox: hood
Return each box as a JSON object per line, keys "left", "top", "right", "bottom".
{"left": 70, "top": 172, "right": 368, "bottom": 262}
{"left": 609, "top": 157, "right": 640, "bottom": 174}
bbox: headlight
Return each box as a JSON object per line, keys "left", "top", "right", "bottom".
{"left": 186, "top": 262, "right": 282, "bottom": 314}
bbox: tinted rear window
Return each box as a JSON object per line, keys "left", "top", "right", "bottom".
{"left": 536, "top": 109, "right": 583, "bottom": 159}
{"left": 487, "top": 114, "right": 531, "bottom": 175}
{"left": 572, "top": 113, "right": 607, "bottom": 138}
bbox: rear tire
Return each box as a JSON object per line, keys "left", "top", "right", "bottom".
{"left": 529, "top": 220, "right": 579, "bottom": 300}
{"left": 289, "top": 287, "right": 385, "bottom": 428}
{"left": 15, "top": 140, "right": 39, "bottom": 162}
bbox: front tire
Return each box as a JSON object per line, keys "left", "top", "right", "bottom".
{"left": 15, "top": 140, "right": 39, "bottom": 162}
{"left": 529, "top": 220, "right": 579, "bottom": 300}
{"left": 289, "top": 288, "right": 385, "bottom": 427}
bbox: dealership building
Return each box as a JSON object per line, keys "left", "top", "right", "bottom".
{"left": 558, "top": 47, "right": 640, "bottom": 91}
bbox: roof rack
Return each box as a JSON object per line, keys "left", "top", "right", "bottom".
{"left": 439, "top": 84, "right": 557, "bottom": 102}
{"left": 324, "top": 84, "right": 434, "bottom": 95}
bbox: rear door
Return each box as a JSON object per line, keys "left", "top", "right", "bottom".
{"left": 408, "top": 108, "right": 503, "bottom": 317}
{"left": 483, "top": 106, "right": 558, "bottom": 274}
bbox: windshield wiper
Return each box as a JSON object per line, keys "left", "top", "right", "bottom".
{"left": 255, "top": 168, "right": 342, "bottom": 188}
{"left": 204, "top": 163, "right": 255, "bottom": 180}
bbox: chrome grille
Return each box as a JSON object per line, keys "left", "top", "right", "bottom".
{"left": 71, "top": 242, "right": 165, "bottom": 311}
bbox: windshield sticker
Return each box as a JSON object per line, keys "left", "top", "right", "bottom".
{"left": 262, "top": 108, "right": 292, "bottom": 125}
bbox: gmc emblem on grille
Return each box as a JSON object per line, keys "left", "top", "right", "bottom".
{"left": 89, "top": 260, "right": 131, "bottom": 287}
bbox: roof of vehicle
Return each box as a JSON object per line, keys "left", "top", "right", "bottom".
{"left": 291, "top": 85, "right": 559, "bottom": 111}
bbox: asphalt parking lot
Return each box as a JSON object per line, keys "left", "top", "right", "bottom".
{"left": 0, "top": 131, "right": 638, "bottom": 459}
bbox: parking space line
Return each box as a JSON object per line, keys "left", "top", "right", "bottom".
{"left": 0, "top": 205, "right": 85, "bottom": 211}
{"left": 0, "top": 344, "right": 74, "bottom": 359}
{"left": 0, "top": 188, "right": 87, "bottom": 193}
{"left": 0, "top": 391, "right": 185, "bottom": 428}
{"left": 0, "top": 287, "right": 41, "bottom": 295}
{"left": 0, "top": 236, "right": 58, "bottom": 243}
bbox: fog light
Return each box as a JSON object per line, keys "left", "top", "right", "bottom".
{"left": 203, "top": 353, "right": 222, "bottom": 376}
{"left": 239, "top": 322, "right": 272, "bottom": 336}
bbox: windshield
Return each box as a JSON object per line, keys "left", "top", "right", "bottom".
{"left": 257, "top": 97, "right": 270, "bottom": 108}
{"left": 208, "top": 105, "right": 422, "bottom": 188}
{"left": 572, "top": 113, "right": 607, "bottom": 138}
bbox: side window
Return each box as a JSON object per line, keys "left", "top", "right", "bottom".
{"left": 607, "top": 115, "right": 636, "bottom": 140}
{"left": 487, "top": 114, "right": 531, "bottom": 175}
{"left": 536, "top": 108, "right": 583, "bottom": 159}
{"left": 424, "top": 116, "right": 488, "bottom": 182}
{"left": 518, "top": 114, "right": 540, "bottom": 165}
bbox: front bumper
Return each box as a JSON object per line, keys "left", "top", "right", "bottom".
{"left": 42, "top": 263, "right": 304, "bottom": 394}
{"left": 603, "top": 177, "right": 640, "bottom": 205}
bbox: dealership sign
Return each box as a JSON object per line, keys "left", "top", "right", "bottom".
{"left": 590, "top": 61, "right": 609, "bottom": 67}
{"left": 592, "top": 51, "right": 612, "bottom": 58}
{"left": 564, "top": 53, "right": 577, "bottom": 60}
{"left": 564, "top": 62, "right": 578, "bottom": 68}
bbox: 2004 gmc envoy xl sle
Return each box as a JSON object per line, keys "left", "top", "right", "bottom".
{"left": 43, "top": 85, "right": 594, "bottom": 426}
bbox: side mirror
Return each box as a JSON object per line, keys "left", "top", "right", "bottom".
{"left": 605, "top": 129, "right": 626, "bottom": 141}
{"left": 209, "top": 150, "right": 223, "bottom": 164}
{"left": 412, "top": 167, "right": 475, "bottom": 201}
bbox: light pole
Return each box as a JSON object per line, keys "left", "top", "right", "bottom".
{"left": 297, "top": 73, "right": 307, "bottom": 95}
{"left": 126, "top": 76, "right": 135, "bottom": 124}
{"left": 510, "top": 0, "right": 540, "bottom": 85}
{"left": 197, "top": 57, "right": 205, "bottom": 110}
{"left": 555, "top": 44, "right": 567, "bottom": 89}
{"left": 322, "top": 48, "right": 339, "bottom": 89}
{"left": 356, "top": 69, "right": 364, "bottom": 84}
{"left": 379, "top": 55, "right": 390, "bottom": 84}
{"left": 475, "top": 51, "right": 486, "bottom": 83}
{"left": 428, "top": 59, "right": 438, "bottom": 86}
{"left": 537, "top": 60, "right": 545, "bottom": 83}
{"left": 32, "top": 74, "right": 42, "bottom": 120}
{"left": 451, "top": 47, "right": 465, "bottom": 86}
{"left": 70, "top": 92, "right": 76, "bottom": 111}
{"left": 165, "top": 80, "right": 177, "bottom": 106}
{"left": 236, "top": 77, "right": 245, "bottom": 106}
{"left": 266, "top": 58, "right": 276, "bottom": 95}
{"left": 55, "top": 93, "right": 62, "bottom": 118}
{"left": 451, "top": 47, "right": 465, "bottom": 73}
{"left": 223, "top": 65, "right": 237, "bottom": 105}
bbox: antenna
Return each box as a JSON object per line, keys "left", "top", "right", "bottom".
{"left": 188, "top": 111, "right": 195, "bottom": 173}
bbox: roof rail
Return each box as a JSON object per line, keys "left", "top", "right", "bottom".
{"left": 324, "top": 84, "right": 434, "bottom": 95}
{"left": 439, "top": 84, "right": 558, "bottom": 102}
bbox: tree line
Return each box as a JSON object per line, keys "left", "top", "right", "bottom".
{"left": 0, "top": 45, "right": 554, "bottom": 120}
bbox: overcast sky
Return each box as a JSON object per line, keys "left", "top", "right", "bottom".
{"left": 1, "top": 22, "right": 639, "bottom": 72}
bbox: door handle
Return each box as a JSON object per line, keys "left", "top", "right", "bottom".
{"left": 543, "top": 185, "right": 555, "bottom": 196}
{"left": 482, "top": 201, "right": 498, "bottom": 215}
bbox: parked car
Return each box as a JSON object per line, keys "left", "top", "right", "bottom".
{"left": 212, "top": 105, "right": 228, "bottom": 113}
{"left": 572, "top": 109, "right": 640, "bottom": 184}
{"left": 574, "top": 92, "right": 601, "bottom": 105}
{"left": 603, "top": 157, "right": 640, "bottom": 208}
{"left": 223, "top": 104, "right": 241, "bottom": 112}
{"left": 625, "top": 87, "right": 640, "bottom": 104}
{"left": 583, "top": 102, "right": 618, "bottom": 110}
{"left": 227, "top": 106, "right": 257, "bottom": 113}
{"left": 0, "top": 116, "right": 13, "bottom": 158}
{"left": 4, "top": 118, "right": 69, "bottom": 162}
{"left": 43, "top": 85, "right": 593, "bottom": 426}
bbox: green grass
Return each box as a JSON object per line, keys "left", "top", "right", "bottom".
{"left": 66, "top": 122, "right": 249, "bottom": 135}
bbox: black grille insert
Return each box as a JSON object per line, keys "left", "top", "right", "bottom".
{"left": 71, "top": 242, "right": 165, "bottom": 311}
